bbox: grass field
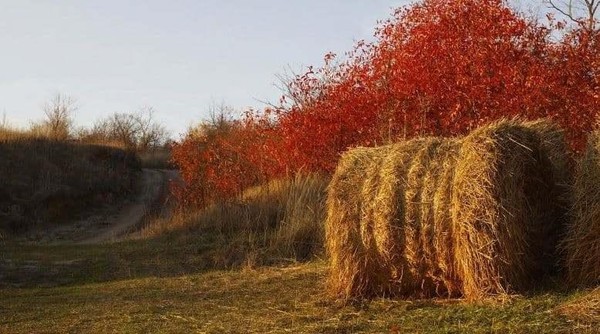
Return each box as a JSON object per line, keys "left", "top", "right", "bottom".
{"left": 1, "top": 156, "right": 598, "bottom": 333}
{"left": 1, "top": 233, "right": 598, "bottom": 333}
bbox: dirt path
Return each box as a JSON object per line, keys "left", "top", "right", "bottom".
{"left": 24, "top": 169, "right": 178, "bottom": 244}
{"left": 79, "top": 169, "right": 169, "bottom": 244}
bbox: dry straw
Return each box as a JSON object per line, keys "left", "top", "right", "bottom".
{"left": 563, "top": 126, "right": 600, "bottom": 287}
{"left": 325, "top": 119, "right": 569, "bottom": 300}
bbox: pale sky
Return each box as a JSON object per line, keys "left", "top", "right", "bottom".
{"left": 0, "top": 0, "right": 549, "bottom": 137}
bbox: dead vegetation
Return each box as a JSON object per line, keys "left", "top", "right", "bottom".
{"left": 563, "top": 125, "right": 600, "bottom": 287}
{"left": 0, "top": 131, "right": 141, "bottom": 234}
{"left": 554, "top": 288, "right": 600, "bottom": 329}
{"left": 140, "top": 173, "right": 329, "bottom": 266}
{"left": 325, "top": 119, "right": 570, "bottom": 300}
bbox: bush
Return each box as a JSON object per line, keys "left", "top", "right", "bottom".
{"left": 172, "top": 0, "right": 599, "bottom": 211}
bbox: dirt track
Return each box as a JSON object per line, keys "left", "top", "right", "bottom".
{"left": 79, "top": 169, "right": 169, "bottom": 244}
{"left": 26, "top": 169, "right": 178, "bottom": 244}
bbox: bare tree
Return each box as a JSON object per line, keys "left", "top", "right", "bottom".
{"left": 134, "top": 107, "right": 169, "bottom": 149}
{"left": 187, "top": 102, "right": 236, "bottom": 139}
{"left": 41, "top": 93, "right": 77, "bottom": 140}
{"left": 96, "top": 113, "right": 137, "bottom": 147}
{"left": 88, "top": 107, "right": 169, "bottom": 150}
{"left": 546, "top": 0, "right": 600, "bottom": 32}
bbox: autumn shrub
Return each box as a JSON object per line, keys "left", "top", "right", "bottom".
{"left": 273, "top": 0, "right": 598, "bottom": 174}
{"left": 171, "top": 110, "right": 282, "bottom": 208}
{"left": 172, "top": 0, "right": 598, "bottom": 209}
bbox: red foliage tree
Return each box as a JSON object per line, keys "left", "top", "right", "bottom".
{"left": 275, "top": 0, "right": 599, "bottom": 172}
{"left": 171, "top": 110, "right": 281, "bottom": 207}
{"left": 173, "top": 0, "right": 600, "bottom": 206}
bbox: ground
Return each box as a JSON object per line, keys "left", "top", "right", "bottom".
{"left": 0, "top": 170, "right": 598, "bottom": 333}
{"left": 1, "top": 238, "right": 598, "bottom": 333}
{"left": 18, "top": 169, "right": 176, "bottom": 244}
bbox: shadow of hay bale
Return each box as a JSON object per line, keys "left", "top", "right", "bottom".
{"left": 562, "top": 127, "right": 600, "bottom": 288}
{"left": 326, "top": 119, "right": 570, "bottom": 301}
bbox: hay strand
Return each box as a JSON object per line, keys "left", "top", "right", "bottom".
{"left": 326, "top": 119, "right": 569, "bottom": 300}
{"left": 563, "top": 127, "right": 600, "bottom": 287}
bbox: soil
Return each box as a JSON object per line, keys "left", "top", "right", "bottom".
{"left": 20, "top": 169, "right": 179, "bottom": 244}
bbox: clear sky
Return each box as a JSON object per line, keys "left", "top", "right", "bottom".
{"left": 0, "top": 0, "right": 548, "bottom": 137}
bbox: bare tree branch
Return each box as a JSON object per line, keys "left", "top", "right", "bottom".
{"left": 41, "top": 93, "right": 77, "bottom": 140}
{"left": 546, "top": 0, "right": 599, "bottom": 32}
{"left": 85, "top": 107, "right": 169, "bottom": 150}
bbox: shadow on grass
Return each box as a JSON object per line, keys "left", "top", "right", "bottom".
{"left": 0, "top": 231, "right": 578, "bottom": 304}
{"left": 0, "top": 230, "right": 234, "bottom": 288}
{"left": 1, "top": 234, "right": 591, "bottom": 333}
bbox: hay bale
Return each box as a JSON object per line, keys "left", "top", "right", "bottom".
{"left": 524, "top": 119, "right": 572, "bottom": 274}
{"left": 452, "top": 121, "right": 559, "bottom": 298}
{"left": 326, "top": 145, "right": 395, "bottom": 298}
{"left": 326, "top": 119, "right": 569, "bottom": 300}
{"left": 563, "top": 128, "right": 600, "bottom": 287}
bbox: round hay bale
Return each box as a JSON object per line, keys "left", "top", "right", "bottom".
{"left": 325, "top": 119, "right": 569, "bottom": 300}
{"left": 453, "top": 120, "right": 558, "bottom": 299}
{"left": 325, "top": 145, "right": 392, "bottom": 298}
{"left": 326, "top": 140, "right": 432, "bottom": 298}
{"left": 371, "top": 138, "right": 446, "bottom": 297}
{"left": 563, "top": 129, "right": 600, "bottom": 287}
{"left": 418, "top": 140, "right": 461, "bottom": 296}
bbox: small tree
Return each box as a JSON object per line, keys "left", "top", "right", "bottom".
{"left": 134, "top": 107, "right": 169, "bottom": 150}
{"left": 42, "top": 93, "right": 77, "bottom": 140}
{"left": 88, "top": 107, "right": 169, "bottom": 150}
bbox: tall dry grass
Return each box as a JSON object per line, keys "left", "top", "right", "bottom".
{"left": 141, "top": 173, "right": 329, "bottom": 265}
{"left": 0, "top": 127, "right": 141, "bottom": 234}
{"left": 554, "top": 288, "right": 600, "bottom": 328}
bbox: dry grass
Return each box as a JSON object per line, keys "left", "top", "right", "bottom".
{"left": 140, "top": 173, "right": 329, "bottom": 265}
{"left": 562, "top": 127, "right": 600, "bottom": 287}
{"left": 0, "top": 128, "right": 141, "bottom": 234}
{"left": 326, "top": 119, "right": 570, "bottom": 301}
{"left": 138, "top": 147, "right": 173, "bottom": 169}
{"left": 0, "top": 241, "right": 586, "bottom": 333}
{"left": 554, "top": 288, "right": 600, "bottom": 329}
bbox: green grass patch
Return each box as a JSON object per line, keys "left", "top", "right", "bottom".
{"left": 1, "top": 236, "right": 597, "bottom": 333}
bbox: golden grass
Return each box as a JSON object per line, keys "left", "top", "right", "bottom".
{"left": 326, "top": 119, "right": 570, "bottom": 301}
{"left": 562, "top": 127, "right": 600, "bottom": 287}
{"left": 0, "top": 242, "right": 585, "bottom": 333}
{"left": 0, "top": 228, "right": 584, "bottom": 333}
{"left": 554, "top": 288, "right": 600, "bottom": 329}
{"left": 140, "top": 173, "right": 329, "bottom": 265}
